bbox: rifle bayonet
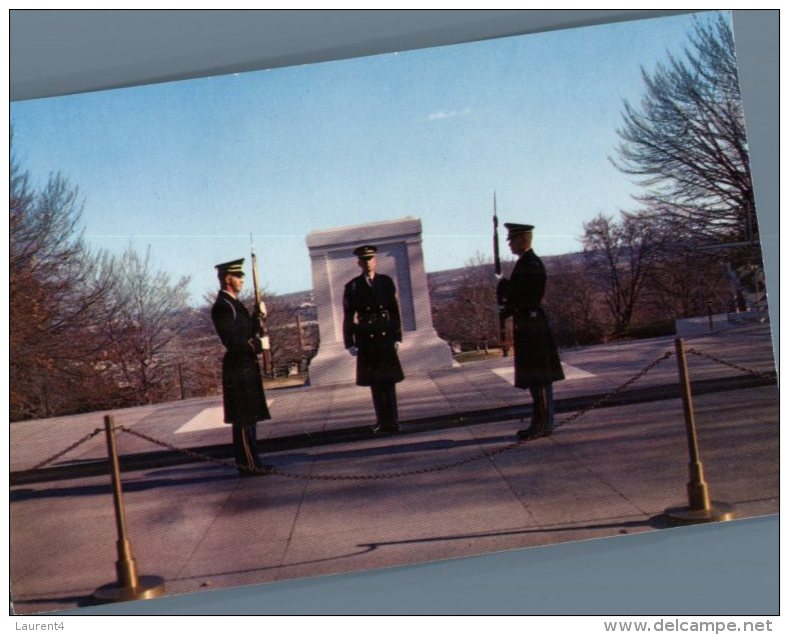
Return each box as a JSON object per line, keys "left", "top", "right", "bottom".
{"left": 250, "top": 235, "right": 273, "bottom": 376}
{"left": 492, "top": 193, "right": 509, "bottom": 356}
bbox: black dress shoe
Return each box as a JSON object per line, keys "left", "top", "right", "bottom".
{"left": 517, "top": 426, "right": 544, "bottom": 440}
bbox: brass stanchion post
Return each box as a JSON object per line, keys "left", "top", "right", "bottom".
{"left": 92, "top": 415, "right": 166, "bottom": 603}
{"left": 663, "top": 338, "right": 735, "bottom": 526}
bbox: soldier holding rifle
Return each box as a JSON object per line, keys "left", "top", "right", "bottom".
{"left": 496, "top": 222, "right": 564, "bottom": 439}
{"left": 211, "top": 257, "right": 271, "bottom": 476}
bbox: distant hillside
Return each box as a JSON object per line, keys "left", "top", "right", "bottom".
{"left": 276, "top": 288, "right": 314, "bottom": 307}
{"left": 427, "top": 251, "right": 586, "bottom": 307}
{"left": 276, "top": 251, "right": 587, "bottom": 312}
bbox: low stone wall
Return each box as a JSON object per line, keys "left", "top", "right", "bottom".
{"left": 675, "top": 310, "right": 760, "bottom": 337}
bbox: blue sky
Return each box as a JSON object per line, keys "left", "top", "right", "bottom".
{"left": 10, "top": 11, "right": 730, "bottom": 304}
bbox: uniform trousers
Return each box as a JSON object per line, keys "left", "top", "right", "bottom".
{"left": 528, "top": 383, "right": 555, "bottom": 433}
{"left": 370, "top": 382, "right": 399, "bottom": 429}
{"left": 232, "top": 421, "right": 262, "bottom": 474}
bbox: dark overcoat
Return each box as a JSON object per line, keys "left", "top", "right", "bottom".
{"left": 343, "top": 273, "right": 405, "bottom": 386}
{"left": 498, "top": 249, "right": 564, "bottom": 388}
{"left": 211, "top": 291, "right": 271, "bottom": 424}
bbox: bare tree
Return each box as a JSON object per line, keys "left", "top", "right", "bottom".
{"left": 543, "top": 258, "right": 604, "bottom": 346}
{"left": 613, "top": 14, "right": 755, "bottom": 246}
{"left": 100, "top": 247, "right": 192, "bottom": 404}
{"left": 642, "top": 244, "right": 730, "bottom": 320}
{"left": 433, "top": 253, "right": 500, "bottom": 352}
{"left": 10, "top": 155, "right": 117, "bottom": 419}
{"left": 262, "top": 293, "right": 306, "bottom": 375}
{"left": 582, "top": 212, "right": 662, "bottom": 337}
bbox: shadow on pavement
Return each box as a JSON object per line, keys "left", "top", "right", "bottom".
{"left": 172, "top": 544, "right": 379, "bottom": 584}
{"left": 9, "top": 472, "right": 239, "bottom": 502}
{"left": 12, "top": 593, "right": 96, "bottom": 611}
{"left": 282, "top": 432, "right": 522, "bottom": 464}
{"left": 358, "top": 518, "right": 660, "bottom": 551}
{"left": 10, "top": 432, "right": 531, "bottom": 503}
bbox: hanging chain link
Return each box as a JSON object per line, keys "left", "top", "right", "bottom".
{"left": 120, "top": 422, "right": 522, "bottom": 479}
{"left": 272, "top": 439, "right": 525, "bottom": 481}
{"left": 30, "top": 427, "right": 104, "bottom": 470}
{"left": 555, "top": 350, "right": 673, "bottom": 430}
{"left": 686, "top": 348, "right": 775, "bottom": 381}
{"left": 118, "top": 425, "right": 240, "bottom": 470}
{"left": 114, "top": 351, "right": 676, "bottom": 481}
{"left": 23, "top": 346, "right": 771, "bottom": 479}
{"left": 278, "top": 351, "right": 674, "bottom": 481}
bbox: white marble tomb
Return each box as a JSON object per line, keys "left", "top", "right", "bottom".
{"left": 305, "top": 217, "right": 454, "bottom": 386}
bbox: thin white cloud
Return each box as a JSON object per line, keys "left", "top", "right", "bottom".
{"left": 428, "top": 107, "right": 472, "bottom": 121}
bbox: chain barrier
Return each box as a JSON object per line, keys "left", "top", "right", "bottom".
{"left": 30, "top": 427, "right": 104, "bottom": 470}
{"left": 555, "top": 350, "right": 673, "bottom": 431}
{"left": 23, "top": 346, "right": 769, "bottom": 480}
{"left": 118, "top": 426, "right": 240, "bottom": 470}
{"left": 120, "top": 422, "right": 518, "bottom": 480}
{"left": 272, "top": 439, "right": 525, "bottom": 481}
{"left": 113, "top": 351, "right": 675, "bottom": 481}
{"left": 686, "top": 347, "right": 774, "bottom": 381}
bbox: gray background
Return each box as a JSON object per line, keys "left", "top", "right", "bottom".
{"left": 9, "top": 9, "right": 778, "bottom": 615}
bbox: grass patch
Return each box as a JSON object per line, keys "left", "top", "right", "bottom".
{"left": 453, "top": 349, "right": 505, "bottom": 364}
{"left": 264, "top": 373, "right": 308, "bottom": 390}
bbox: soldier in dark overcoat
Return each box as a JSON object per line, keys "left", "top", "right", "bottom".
{"left": 343, "top": 245, "right": 405, "bottom": 435}
{"left": 497, "top": 224, "right": 564, "bottom": 439}
{"left": 211, "top": 258, "right": 271, "bottom": 476}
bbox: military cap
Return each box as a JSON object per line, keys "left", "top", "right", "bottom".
{"left": 504, "top": 223, "right": 535, "bottom": 237}
{"left": 215, "top": 258, "right": 245, "bottom": 276}
{"left": 353, "top": 245, "right": 378, "bottom": 260}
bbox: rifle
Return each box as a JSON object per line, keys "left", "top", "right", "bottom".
{"left": 493, "top": 193, "right": 510, "bottom": 357}
{"left": 250, "top": 235, "right": 273, "bottom": 376}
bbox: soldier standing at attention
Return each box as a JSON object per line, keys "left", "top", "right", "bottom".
{"left": 497, "top": 224, "right": 565, "bottom": 439}
{"left": 211, "top": 258, "right": 272, "bottom": 476}
{"left": 343, "top": 245, "right": 405, "bottom": 435}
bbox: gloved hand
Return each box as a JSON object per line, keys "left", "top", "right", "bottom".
{"left": 348, "top": 346, "right": 358, "bottom": 357}
{"left": 394, "top": 341, "right": 400, "bottom": 351}
{"left": 494, "top": 273, "right": 503, "bottom": 281}
{"left": 249, "top": 337, "right": 263, "bottom": 354}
